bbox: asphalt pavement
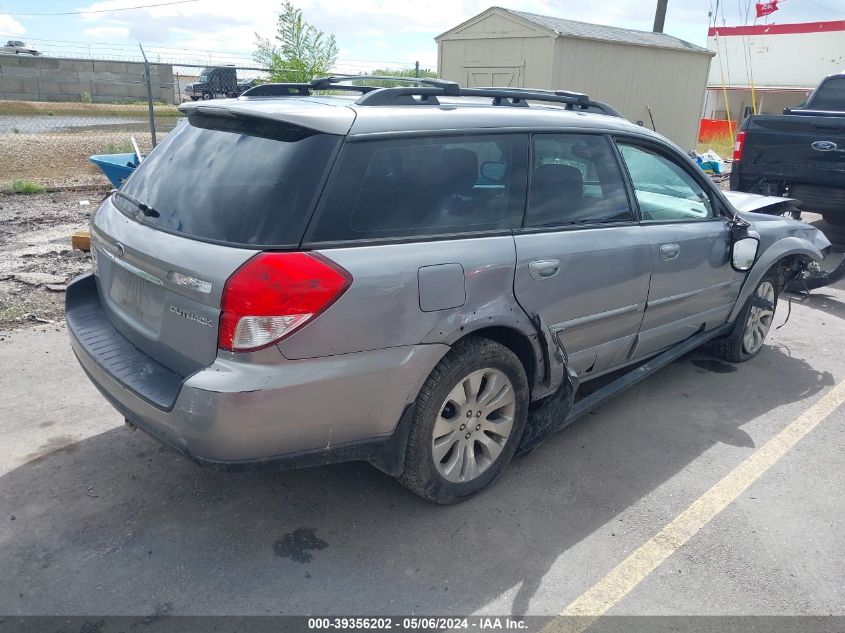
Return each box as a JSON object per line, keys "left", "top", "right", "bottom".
{"left": 0, "top": 232, "right": 843, "bottom": 625}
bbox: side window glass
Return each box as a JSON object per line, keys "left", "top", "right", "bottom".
{"left": 526, "top": 134, "right": 632, "bottom": 227}
{"left": 617, "top": 143, "right": 715, "bottom": 222}
{"left": 310, "top": 135, "right": 527, "bottom": 242}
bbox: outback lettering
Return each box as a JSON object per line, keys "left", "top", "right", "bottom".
{"left": 169, "top": 305, "right": 213, "bottom": 328}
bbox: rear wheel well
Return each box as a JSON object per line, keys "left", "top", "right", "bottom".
{"left": 458, "top": 327, "right": 536, "bottom": 390}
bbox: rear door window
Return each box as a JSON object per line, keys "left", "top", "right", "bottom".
{"left": 807, "top": 76, "right": 845, "bottom": 111}
{"left": 526, "top": 134, "right": 632, "bottom": 227}
{"left": 309, "top": 134, "right": 528, "bottom": 242}
{"left": 115, "top": 115, "right": 340, "bottom": 247}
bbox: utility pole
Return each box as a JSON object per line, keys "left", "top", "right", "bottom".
{"left": 415, "top": 61, "right": 420, "bottom": 78}
{"left": 653, "top": 0, "right": 668, "bottom": 33}
{"left": 139, "top": 43, "right": 157, "bottom": 148}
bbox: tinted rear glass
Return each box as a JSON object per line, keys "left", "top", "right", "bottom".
{"left": 115, "top": 115, "right": 340, "bottom": 246}
{"left": 808, "top": 76, "right": 845, "bottom": 111}
{"left": 309, "top": 134, "right": 528, "bottom": 242}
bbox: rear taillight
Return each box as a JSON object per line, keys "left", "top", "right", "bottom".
{"left": 218, "top": 252, "right": 351, "bottom": 352}
{"left": 733, "top": 129, "right": 746, "bottom": 162}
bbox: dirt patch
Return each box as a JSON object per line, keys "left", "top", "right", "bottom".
{"left": 0, "top": 131, "right": 163, "bottom": 189}
{"left": 0, "top": 99, "right": 180, "bottom": 118}
{"left": 0, "top": 191, "right": 98, "bottom": 330}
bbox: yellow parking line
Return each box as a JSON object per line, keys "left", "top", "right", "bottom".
{"left": 543, "top": 379, "right": 845, "bottom": 633}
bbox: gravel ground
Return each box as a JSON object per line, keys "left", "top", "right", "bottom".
{"left": 0, "top": 131, "right": 162, "bottom": 189}
{"left": 0, "top": 191, "right": 96, "bottom": 331}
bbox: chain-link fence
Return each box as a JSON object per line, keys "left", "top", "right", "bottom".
{"left": 0, "top": 53, "right": 278, "bottom": 189}
{"left": 0, "top": 50, "right": 428, "bottom": 191}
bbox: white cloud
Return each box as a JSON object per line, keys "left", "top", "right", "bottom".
{"left": 0, "top": 13, "right": 26, "bottom": 36}
{"left": 66, "top": 0, "right": 841, "bottom": 70}
{"left": 84, "top": 26, "right": 131, "bottom": 38}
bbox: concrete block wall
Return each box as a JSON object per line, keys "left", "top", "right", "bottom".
{"left": 0, "top": 54, "right": 174, "bottom": 104}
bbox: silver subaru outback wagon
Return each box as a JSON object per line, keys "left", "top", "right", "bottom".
{"left": 67, "top": 76, "right": 834, "bottom": 503}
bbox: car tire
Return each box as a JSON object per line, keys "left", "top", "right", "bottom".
{"left": 711, "top": 270, "right": 779, "bottom": 363}
{"left": 202, "top": 91, "right": 212, "bottom": 100}
{"left": 399, "top": 337, "right": 529, "bottom": 504}
{"left": 822, "top": 212, "right": 845, "bottom": 226}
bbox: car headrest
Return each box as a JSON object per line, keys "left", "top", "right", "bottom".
{"left": 532, "top": 164, "right": 584, "bottom": 200}
{"left": 439, "top": 149, "right": 478, "bottom": 195}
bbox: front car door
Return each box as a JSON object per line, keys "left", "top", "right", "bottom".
{"left": 615, "top": 140, "right": 745, "bottom": 358}
{"left": 513, "top": 133, "right": 651, "bottom": 380}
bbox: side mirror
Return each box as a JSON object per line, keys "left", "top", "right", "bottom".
{"left": 732, "top": 237, "right": 759, "bottom": 271}
{"left": 479, "top": 161, "right": 507, "bottom": 182}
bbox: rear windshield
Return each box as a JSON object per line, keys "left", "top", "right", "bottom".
{"left": 115, "top": 115, "right": 340, "bottom": 246}
{"left": 807, "top": 76, "right": 845, "bottom": 111}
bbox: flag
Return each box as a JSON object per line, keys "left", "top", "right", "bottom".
{"left": 755, "top": 1, "right": 780, "bottom": 17}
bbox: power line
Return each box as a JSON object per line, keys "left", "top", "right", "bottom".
{"left": 804, "top": 0, "right": 845, "bottom": 16}
{"left": 0, "top": 33, "right": 421, "bottom": 67}
{"left": 9, "top": 0, "right": 200, "bottom": 17}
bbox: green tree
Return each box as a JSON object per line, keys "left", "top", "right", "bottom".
{"left": 254, "top": 1, "right": 338, "bottom": 83}
{"left": 366, "top": 67, "right": 437, "bottom": 87}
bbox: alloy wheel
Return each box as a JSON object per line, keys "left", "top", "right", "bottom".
{"left": 742, "top": 281, "right": 775, "bottom": 355}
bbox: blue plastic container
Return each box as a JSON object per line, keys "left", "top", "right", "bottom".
{"left": 89, "top": 152, "right": 140, "bottom": 188}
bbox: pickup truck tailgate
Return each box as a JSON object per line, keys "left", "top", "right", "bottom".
{"left": 741, "top": 115, "right": 845, "bottom": 186}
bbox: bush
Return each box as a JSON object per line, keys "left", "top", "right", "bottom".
{"left": 9, "top": 180, "right": 47, "bottom": 194}
{"left": 99, "top": 139, "right": 135, "bottom": 154}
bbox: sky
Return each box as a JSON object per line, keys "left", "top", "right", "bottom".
{"left": 1, "top": 0, "right": 843, "bottom": 72}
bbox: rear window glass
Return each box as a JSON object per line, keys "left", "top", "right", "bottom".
{"left": 309, "top": 135, "right": 528, "bottom": 242}
{"left": 115, "top": 115, "right": 340, "bottom": 246}
{"left": 807, "top": 76, "right": 845, "bottom": 111}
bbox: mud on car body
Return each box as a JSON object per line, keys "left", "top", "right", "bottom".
{"left": 67, "top": 76, "right": 835, "bottom": 503}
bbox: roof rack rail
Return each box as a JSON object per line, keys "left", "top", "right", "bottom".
{"left": 241, "top": 74, "right": 460, "bottom": 98}
{"left": 240, "top": 75, "right": 620, "bottom": 117}
{"left": 356, "top": 84, "right": 620, "bottom": 116}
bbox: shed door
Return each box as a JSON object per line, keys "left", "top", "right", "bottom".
{"left": 463, "top": 65, "right": 522, "bottom": 88}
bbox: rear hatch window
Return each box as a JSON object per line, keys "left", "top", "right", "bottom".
{"left": 115, "top": 114, "right": 341, "bottom": 247}
{"left": 807, "top": 76, "right": 845, "bottom": 111}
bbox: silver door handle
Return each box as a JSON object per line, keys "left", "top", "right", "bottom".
{"left": 529, "top": 259, "right": 561, "bottom": 280}
{"left": 659, "top": 244, "right": 680, "bottom": 261}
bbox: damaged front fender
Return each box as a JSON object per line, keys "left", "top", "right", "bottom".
{"left": 729, "top": 236, "right": 827, "bottom": 322}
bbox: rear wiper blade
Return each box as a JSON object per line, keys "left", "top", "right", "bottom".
{"left": 113, "top": 190, "right": 160, "bottom": 218}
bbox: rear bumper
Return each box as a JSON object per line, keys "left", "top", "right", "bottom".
{"left": 66, "top": 273, "right": 446, "bottom": 471}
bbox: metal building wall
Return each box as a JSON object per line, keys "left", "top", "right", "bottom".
{"left": 552, "top": 37, "right": 712, "bottom": 149}
{"left": 707, "top": 23, "right": 845, "bottom": 89}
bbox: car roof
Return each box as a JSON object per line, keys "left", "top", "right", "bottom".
{"left": 179, "top": 93, "right": 656, "bottom": 139}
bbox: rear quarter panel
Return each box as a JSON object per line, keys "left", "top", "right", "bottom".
{"left": 278, "top": 236, "right": 534, "bottom": 359}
